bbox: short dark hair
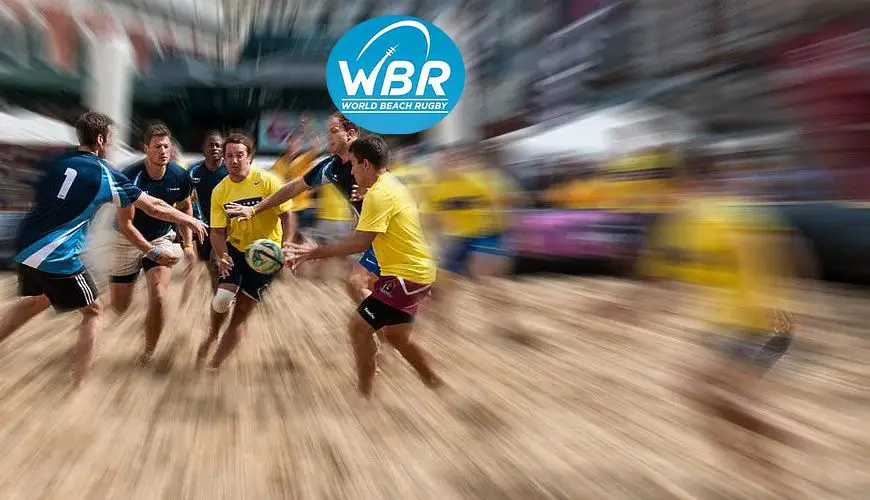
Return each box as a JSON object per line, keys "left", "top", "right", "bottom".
{"left": 75, "top": 111, "right": 113, "bottom": 148}
{"left": 331, "top": 112, "right": 359, "bottom": 134}
{"left": 223, "top": 132, "right": 255, "bottom": 156}
{"left": 349, "top": 135, "right": 390, "bottom": 168}
{"left": 143, "top": 122, "right": 172, "bottom": 146}
{"left": 202, "top": 130, "right": 222, "bottom": 144}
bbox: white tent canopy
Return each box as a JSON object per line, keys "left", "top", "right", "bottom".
{"left": 0, "top": 109, "right": 78, "bottom": 146}
{"left": 495, "top": 103, "right": 699, "bottom": 164}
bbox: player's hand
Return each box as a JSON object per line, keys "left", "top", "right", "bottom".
{"left": 181, "top": 217, "right": 208, "bottom": 243}
{"left": 182, "top": 245, "right": 198, "bottom": 274}
{"left": 284, "top": 240, "right": 318, "bottom": 269}
{"left": 151, "top": 248, "right": 180, "bottom": 267}
{"left": 225, "top": 203, "right": 255, "bottom": 221}
{"left": 216, "top": 253, "right": 233, "bottom": 277}
{"left": 350, "top": 184, "right": 367, "bottom": 202}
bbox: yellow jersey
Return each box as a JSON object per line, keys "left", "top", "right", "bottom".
{"left": 317, "top": 183, "right": 352, "bottom": 221}
{"left": 639, "top": 196, "right": 791, "bottom": 332}
{"left": 271, "top": 151, "right": 315, "bottom": 211}
{"left": 429, "top": 167, "right": 506, "bottom": 238}
{"left": 211, "top": 167, "right": 293, "bottom": 250}
{"left": 357, "top": 172, "right": 436, "bottom": 284}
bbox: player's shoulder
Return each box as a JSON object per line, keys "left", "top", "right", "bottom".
{"left": 165, "top": 161, "right": 188, "bottom": 177}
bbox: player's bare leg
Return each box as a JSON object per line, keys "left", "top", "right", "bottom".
{"left": 207, "top": 292, "right": 256, "bottom": 370}
{"left": 73, "top": 300, "right": 103, "bottom": 389}
{"left": 382, "top": 323, "right": 442, "bottom": 390}
{"left": 345, "top": 263, "right": 375, "bottom": 302}
{"left": 348, "top": 314, "right": 379, "bottom": 398}
{"left": 196, "top": 283, "right": 234, "bottom": 367}
{"left": 0, "top": 295, "right": 51, "bottom": 344}
{"left": 346, "top": 263, "right": 387, "bottom": 358}
{"left": 110, "top": 282, "right": 135, "bottom": 315}
{"left": 140, "top": 266, "right": 172, "bottom": 365}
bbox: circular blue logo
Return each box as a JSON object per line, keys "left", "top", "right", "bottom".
{"left": 326, "top": 15, "right": 466, "bottom": 135}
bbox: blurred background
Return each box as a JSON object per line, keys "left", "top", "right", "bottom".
{"left": 1, "top": 0, "right": 870, "bottom": 282}
{"left": 2, "top": 3, "right": 870, "bottom": 499}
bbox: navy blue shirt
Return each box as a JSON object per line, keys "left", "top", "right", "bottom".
{"left": 303, "top": 155, "right": 362, "bottom": 216}
{"left": 121, "top": 160, "right": 192, "bottom": 241}
{"left": 15, "top": 150, "right": 142, "bottom": 274}
{"left": 188, "top": 159, "right": 228, "bottom": 226}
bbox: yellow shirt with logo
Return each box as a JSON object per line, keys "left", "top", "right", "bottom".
{"left": 356, "top": 172, "right": 436, "bottom": 284}
{"left": 429, "top": 167, "right": 506, "bottom": 238}
{"left": 211, "top": 167, "right": 293, "bottom": 250}
{"left": 271, "top": 151, "right": 315, "bottom": 211}
{"left": 639, "top": 197, "right": 791, "bottom": 332}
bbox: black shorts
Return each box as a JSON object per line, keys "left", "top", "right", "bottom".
{"left": 18, "top": 265, "right": 99, "bottom": 312}
{"left": 196, "top": 236, "right": 213, "bottom": 262}
{"left": 357, "top": 294, "right": 414, "bottom": 331}
{"left": 218, "top": 243, "right": 276, "bottom": 302}
{"left": 711, "top": 330, "right": 793, "bottom": 375}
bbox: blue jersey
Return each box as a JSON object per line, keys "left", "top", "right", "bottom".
{"left": 302, "top": 155, "right": 362, "bottom": 216}
{"left": 120, "top": 160, "right": 192, "bottom": 241}
{"left": 15, "top": 150, "right": 142, "bottom": 275}
{"left": 189, "top": 160, "right": 228, "bottom": 226}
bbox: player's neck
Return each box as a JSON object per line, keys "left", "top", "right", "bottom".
{"left": 338, "top": 150, "right": 351, "bottom": 163}
{"left": 229, "top": 169, "right": 251, "bottom": 183}
{"left": 145, "top": 160, "right": 167, "bottom": 180}
{"left": 204, "top": 159, "right": 221, "bottom": 171}
{"left": 78, "top": 146, "right": 99, "bottom": 156}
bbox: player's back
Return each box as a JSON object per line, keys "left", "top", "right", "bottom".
{"left": 16, "top": 150, "right": 120, "bottom": 274}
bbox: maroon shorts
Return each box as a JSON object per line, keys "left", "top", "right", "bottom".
{"left": 370, "top": 276, "right": 431, "bottom": 314}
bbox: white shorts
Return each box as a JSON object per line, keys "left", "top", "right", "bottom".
{"left": 313, "top": 219, "right": 353, "bottom": 244}
{"left": 110, "top": 231, "right": 180, "bottom": 282}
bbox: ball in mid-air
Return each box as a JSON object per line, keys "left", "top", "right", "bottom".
{"left": 245, "top": 239, "right": 283, "bottom": 274}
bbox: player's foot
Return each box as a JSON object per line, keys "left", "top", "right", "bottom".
{"left": 137, "top": 350, "right": 154, "bottom": 367}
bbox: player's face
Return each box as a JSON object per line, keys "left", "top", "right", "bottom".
{"left": 146, "top": 135, "right": 172, "bottom": 168}
{"left": 224, "top": 142, "right": 252, "bottom": 178}
{"left": 203, "top": 135, "right": 223, "bottom": 164}
{"left": 350, "top": 154, "right": 375, "bottom": 188}
{"left": 326, "top": 117, "right": 354, "bottom": 155}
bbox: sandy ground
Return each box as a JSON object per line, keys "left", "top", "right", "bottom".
{"left": 0, "top": 267, "right": 868, "bottom": 500}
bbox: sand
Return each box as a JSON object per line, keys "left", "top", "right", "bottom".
{"left": 0, "top": 269, "right": 867, "bottom": 500}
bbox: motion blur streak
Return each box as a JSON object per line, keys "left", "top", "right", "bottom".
{"left": 0, "top": 0, "right": 869, "bottom": 499}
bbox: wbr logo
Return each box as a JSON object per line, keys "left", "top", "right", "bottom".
{"left": 326, "top": 15, "right": 466, "bottom": 135}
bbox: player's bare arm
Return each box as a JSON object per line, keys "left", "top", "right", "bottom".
{"left": 133, "top": 194, "right": 207, "bottom": 242}
{"left": 210, "top": 226, "right": 232, "bottom": 277}
{"left": 116, "top": 205, "right": 179, "bottom": 267}
{"left": 224, "top": 177, "right": 310, "bottom": 220}
{"left": 279, "top": 210, "right": 296, "bottom": 249}
{"left": 288, "top": 230, "right": 375, "bottom": 266}
{"left": 176, "top": 196, "right": 199, "bottom": 269}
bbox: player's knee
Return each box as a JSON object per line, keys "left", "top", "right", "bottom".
{"left": 212, "top": 288, "right": 236, "bottom": 314}
{"left": 81, "top": 299, "right": 103, "bottom": 318}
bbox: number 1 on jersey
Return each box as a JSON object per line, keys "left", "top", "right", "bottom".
{"left": 57, "top": 168, "right": 77, "bottom": 200}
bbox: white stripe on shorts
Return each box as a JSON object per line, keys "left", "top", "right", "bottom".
{"left": 76, "top": 274, "right": 94, "bottom": 305}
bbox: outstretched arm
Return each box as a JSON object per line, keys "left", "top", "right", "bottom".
{"left": 133, "top": 193, "right": 207, "bottom": 242}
